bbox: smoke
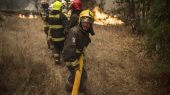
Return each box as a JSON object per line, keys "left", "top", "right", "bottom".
{"left": 0, "top": 0, "right": 59, "bottom": 12}
{"left": 0, "top": 0, "right": 29, "bottom": 10}
{"left": 95, "top": 0, "right": 117, "bottom": 13}
{"left": 0, "top": 0, "right": 39, "bottom": 12}
{"left": 0, "top": 0, "right": 117, "bottom": 14}
{"left": 25, "top": 1, "right": 37, "bottom": 11}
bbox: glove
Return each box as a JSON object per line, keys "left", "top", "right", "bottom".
{"left": 72, "top": 63, "right": 80, "bottom": 71}
{"left": 71, "top": 60, "right": 80, "bottom": 71}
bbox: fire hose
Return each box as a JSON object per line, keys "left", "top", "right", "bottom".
{"left": 71, "top": 54, "right": 84, "bottom": 95}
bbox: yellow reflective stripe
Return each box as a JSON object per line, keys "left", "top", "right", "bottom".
{"left": 49, "top": 14, "right": 60, "bottom": 18}
{"left": 51, "top": 37, "right": 65, "bottom": 41}
{"left": 49, "top": 25, "right": 63, "bottom": 29}
{"left": 47, "top": 30, "right": 51, "bottom": 40}
{"left": 44, "top": 25, "right": 48, "bottom": 28}
{"left": 76, "top": 49, "right": 81, "bottom": 53}
{"left": 47, "top": 35, "right": 51, "bottom": 40}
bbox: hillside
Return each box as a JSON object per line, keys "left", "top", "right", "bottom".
{"left": 0, "top": 13, "right": 169, "bottom": 95}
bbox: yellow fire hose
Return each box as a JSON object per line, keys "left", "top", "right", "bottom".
{"left": 71, "top": 54, "right": 84, "bottom": 95}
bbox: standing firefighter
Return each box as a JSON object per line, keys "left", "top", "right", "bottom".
{"left": 62, "top": 9, "right": 94, "bottom": 94}
{"left": 68, "top": 0, "right": 82, "bottom": 28}
{"left": 48, "top": 1, "right": 68, "bottom": 64}
{"left": 40, "top": 0, "right": 49, "bottom": 36}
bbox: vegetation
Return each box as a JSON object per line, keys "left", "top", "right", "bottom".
{"left": 0, "top": 0, "right": 170, "bottom": 94}
{"left": 114, "top": 0, "right": 170, "bottom": 74}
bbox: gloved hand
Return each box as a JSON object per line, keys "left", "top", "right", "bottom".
{"left": 71, "top": 60, "right": 80, "bottom": 71}
{"left": 89, "top": 38, "right": 91, "bottom": 43}
{"left": 90, "top": 31, "right": 95, "bottom": 36}
{"left": 72, "top": 63, "right": 80, "bottom": 71}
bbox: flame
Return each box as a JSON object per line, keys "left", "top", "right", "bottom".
{"left": 93, "top": 7, "right": 124, "bottom": 25}
{"left": 34, "top": 15, "right": 38, "bottom": 18}
{"left": 19, "top": 14, "right": 22, "bottom": 18}
{"left": 18, "top": 14, "right": 26, "bottom": 19}
{"left": 28, "top": 14, "right": 34, "bottom": 19}
{"left": 22, "top": 15, "right": 26, "bottom": 19}
{"left": 18, "top": 14, "right": 37, "bottom": 19}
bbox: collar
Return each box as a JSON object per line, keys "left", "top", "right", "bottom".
{"left": 78, "top": 25, "right": 89, "bottom": 36}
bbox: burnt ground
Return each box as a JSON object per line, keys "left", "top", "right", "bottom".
{"left": 0, "top": 14, "right": 169, "bottom": 95}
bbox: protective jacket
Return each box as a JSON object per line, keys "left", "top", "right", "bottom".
{"left": 69, "top": 0, "right": 82, "bottom": 28}
{"left": 47, "top": 10, "right": 68, "bottom": 42}
{"left": 62, "top": 25, "right": 91, "bottom": 61}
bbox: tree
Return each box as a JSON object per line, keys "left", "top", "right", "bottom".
{"left": 115, "top": 0, "right": 170, "bottom": 74}
{"left": 115, "top": 0, "right": 151, "bottom": 35}
{"left": 146, "top": 0, "right": 170, "bottom": 73}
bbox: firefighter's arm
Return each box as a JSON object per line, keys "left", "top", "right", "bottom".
{"left": 68, "top": 14, "right": 79, "bottom": 28}
{"left": 90, "top": 26, "right": 95, "bottom": 36}
{"left": 61, "top": 13, "right": 69, "bottom": 34}
{"left": 61, "top": 13, "right": 68, "bottom": 27}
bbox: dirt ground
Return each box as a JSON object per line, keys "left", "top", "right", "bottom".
{"left": 0, "top": 13, "right": 169, "bottom": 95}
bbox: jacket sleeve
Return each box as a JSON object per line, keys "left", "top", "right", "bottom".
{"left": 62, "top": 30, "right": 77, "bottom": 62}
{"left": 68, "top": 14, "right": 79, "bottom": 28}
{"left": 90, "top": 26, "right": 95, "bottom": 36}
{"left": 60, "top": 13, "right": 69, "bottom": 35}
{"left": 60, "top": 13, "right": 69, "bottom": 29}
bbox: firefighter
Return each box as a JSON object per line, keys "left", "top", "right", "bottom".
{"left": 40, "top": 0, "right": 53, "bottom": 49}
{"left": 47, "top": 0, "right": 68, "bottom": 64}
{"left": 62, "top": 9, "right": 94, "bottom": 94}
{"left": 68, "top": 0, "right": 95, "bottom": 36}
{"left": 68, "top": 0, "right": 82, "bottom": 28}
{"left": 40, "top": 0, "right": 49, "bottom": 35}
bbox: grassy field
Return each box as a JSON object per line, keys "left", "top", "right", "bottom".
{"left": 0, "top": 13, "right": 169, "bottom": 95}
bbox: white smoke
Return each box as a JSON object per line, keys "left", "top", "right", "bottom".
{"left": 25, "top": 1, "right": 36, "bottom": 11}
{"left": 95, "top": 0, "right": 118, "bottom": 12}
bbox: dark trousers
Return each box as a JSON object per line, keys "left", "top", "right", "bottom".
{"left": 52, "top": 41, "right": 64, "bottom": 53}
{"left": 52, "top": 41, "right": 64, "bottom": 63}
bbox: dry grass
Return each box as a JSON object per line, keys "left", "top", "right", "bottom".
{"left": 0, "top": 13, "right": 169, "bottom": 95}
{"left": 0, "top": 14, "right": 68, "bottom": 95}
{"left": 85, "top": 25, "right": 165, "bottom": 95}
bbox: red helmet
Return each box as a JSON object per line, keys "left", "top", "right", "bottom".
{"left": 71, "top": 0, "right": 82, "bottom": 10}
